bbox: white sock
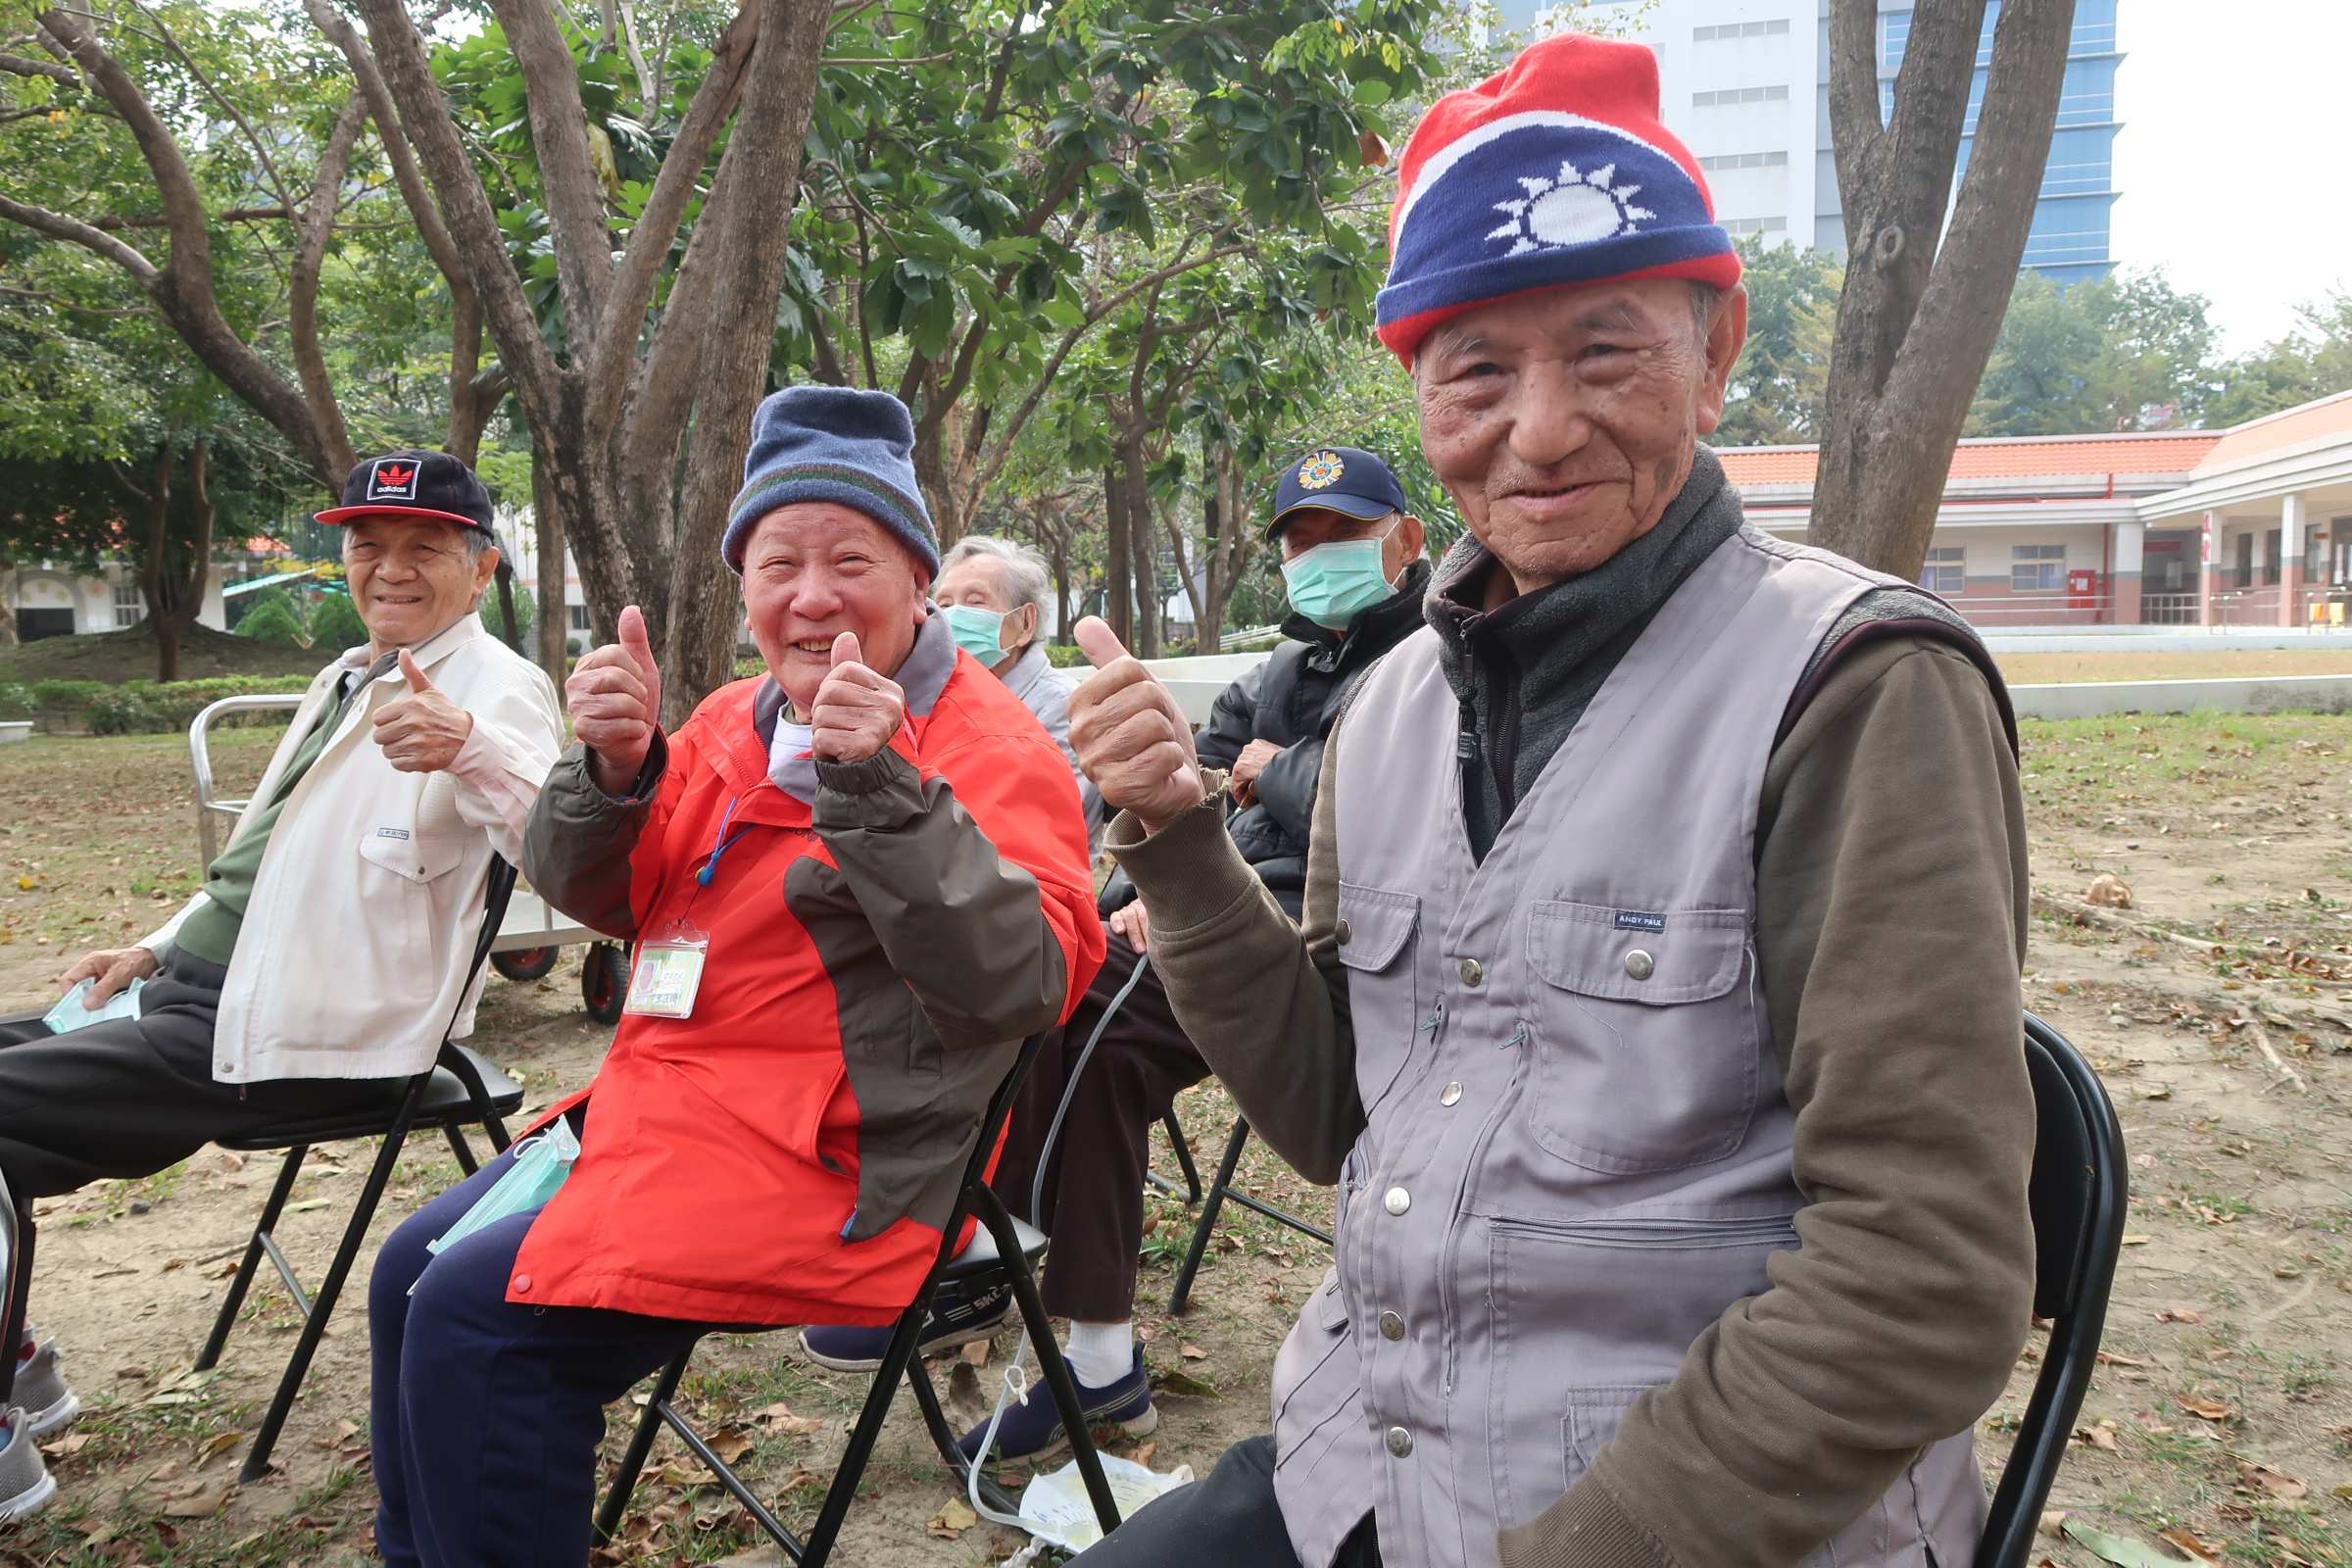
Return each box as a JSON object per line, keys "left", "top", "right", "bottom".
{"left": 1063, "top": 1320, "right": 1134, "bottom": 1388}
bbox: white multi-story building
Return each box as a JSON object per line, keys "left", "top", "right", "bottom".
{"left": 1494, "top": 0, "right": 2123, "bottom": 283}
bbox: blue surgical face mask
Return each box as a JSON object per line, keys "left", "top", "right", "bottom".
{"left": 945, "top": 604, "right": 1011, "bottom": 663}
{"left": 1281, "top": 520, "right": 1400, "bottom": 630}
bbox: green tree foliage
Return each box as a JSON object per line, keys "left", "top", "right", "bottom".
{"left": 2202, "top": 293, "right": 2352, "bottom": 428}
{"left": 1715, "top": 238, "right": 1839, "bottom": 447}
{"left": 306, "top": 590, "right": 368, "bottom": 652}
{"left": 1969, "top": 269, "right": 2221, "bottom": 436}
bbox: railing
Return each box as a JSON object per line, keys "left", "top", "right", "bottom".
{"left": 189, "top": 694, "right": 307, "bottom": 868}
{"left": 2142, "top": 592, "right": 2199, "bottom": 626}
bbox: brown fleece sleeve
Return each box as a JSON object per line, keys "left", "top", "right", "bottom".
{"left": 1102, "top": 741, "right": 1363, "bottom": 1185}
{"left": 520, "top": 735, "right": 668, "bottom": 940}
{"left": 1502, "top": 637, "right": 2036, "bottom": 1568}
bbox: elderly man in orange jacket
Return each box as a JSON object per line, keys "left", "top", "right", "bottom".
{"left": 365, "top": 386, "right": 1103, "bottom": 1568}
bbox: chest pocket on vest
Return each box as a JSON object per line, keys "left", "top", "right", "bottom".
{"left": 1523, "top": 901, "right": 1761, "bottom": 1175}
{"left": 1334, "top": 883, "right": 1421, "bottom": 1113}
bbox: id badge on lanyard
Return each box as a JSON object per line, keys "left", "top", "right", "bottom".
{"left": 623, "top": 795, "right": 746, "bottom": 1020}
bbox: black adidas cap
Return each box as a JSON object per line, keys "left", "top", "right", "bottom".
{"left": 316, "top": 449, "right": 495, "bottom": 535}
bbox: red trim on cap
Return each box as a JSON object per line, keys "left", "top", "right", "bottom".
{"left": 1375, "top": 251, "right": 1745, "bottom": 366}
{"left": 315, "top": 504, "right": 492, "bottom": 531}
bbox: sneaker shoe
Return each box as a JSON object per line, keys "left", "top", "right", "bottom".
{"left": 957, "top": 1342, "right": 1156, "bottom": 1463}
{"left": 0, "top": 1410, "right": 55, "bottom": 1523}
{"left": 797, "top": 1283, "right": 1012, "bottom": 1373}
{"left": 14, "top": 1340, "right": 78, "bottom": 1441}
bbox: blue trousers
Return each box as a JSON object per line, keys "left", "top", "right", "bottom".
{"left": 368, "top": 1135, "right": 715, "bottom": 1568}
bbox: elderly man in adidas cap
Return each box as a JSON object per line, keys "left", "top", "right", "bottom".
{"left": 1066, "top": 30, "right": 2035, "bottom": 1568}
{"left": 0, "top": 449, "right": 560, "bottom": 1522}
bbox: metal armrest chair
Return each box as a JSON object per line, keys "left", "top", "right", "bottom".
{"left": 1976, "top": 1013, "right": 2129, "bottom": 1568}
{"left": 595, "top": 1031, "right": 1124, "bottom": 1566}
{"left": 1164, "top": 1113, "right": 1332, "bottom": 1316}
{"left": 192, "top": 856, "right": 527, "bottom": 1482}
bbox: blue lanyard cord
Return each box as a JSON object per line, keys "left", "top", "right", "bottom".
{"left": 697, "top": 796, "right": 751, "bottom": 888}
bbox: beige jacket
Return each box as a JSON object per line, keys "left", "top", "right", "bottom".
{"left": 138, "top": 613, "right": 562, "bottom": 1083}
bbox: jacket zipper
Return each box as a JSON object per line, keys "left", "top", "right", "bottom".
{"left": 1485, "top": 1212, "right": 1802, "bottom": 1248}
{"left": 1440, "top": 1022, "right": 1528, "bottom": 1396}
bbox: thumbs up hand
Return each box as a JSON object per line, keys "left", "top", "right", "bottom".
{"left": 810, "top": 630, "right": 906, "bottom": 763}
{"left": 568, "top": 604, "right": 663, "bottom": 795}
{"left": 373, "top": 647, "right": 475, "bottom": 774}
{"left": 1067, "top": 617, "right": 1202, "bottom": 835}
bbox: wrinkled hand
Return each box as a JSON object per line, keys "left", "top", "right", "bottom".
{"left": 810, "top": 632, "right": 906, "bottom": 763}
{"left": 373, "top": 650, "right": 475, "bottom": 774}
{"left": 1068, "top": 618, "right": 1202, "bottom": 836}
{"left": 60, "top": 945, "right": 160, "bottom": 1006}
{"left": 1107, "top": 901, "right": 1151, "bottom": 954}
{"left": 568, "top": 605, "right": 662, "bottom": 796}
{"left": 1228, "top": 738, "right": 1284, "bottom": 808}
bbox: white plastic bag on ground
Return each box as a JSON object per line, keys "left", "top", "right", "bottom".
{"left": 1011, "top": 1452, "right": 1194, "bottom": 1553}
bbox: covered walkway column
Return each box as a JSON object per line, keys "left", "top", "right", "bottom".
{"left": 2112, "top": 518, "right": 2144, "bottom": 623}
{"left": 2280, "top": 492, "right": 2307, "bottom": 625}
{"left": 2199, "top": 513, "right": 2220, "bottom": 626}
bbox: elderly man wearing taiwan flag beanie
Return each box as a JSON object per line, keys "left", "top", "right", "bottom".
{"left": 1063, "top": 29, "right": 2035, "bottom": 1568}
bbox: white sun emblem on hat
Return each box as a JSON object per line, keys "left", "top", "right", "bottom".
{"left": 1486, "top": 161, "right": 1656, "bottom": 257}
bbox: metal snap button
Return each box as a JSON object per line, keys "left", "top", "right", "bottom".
{"left": 1386, "top": 1426, "right": 1413, "bottom": 1457}
{"left": 1379, "top": 1310, "right": 1405, "bottom": 1342}
{"left": 1440, "top": 1081, "right": 1463, "bottom": 1106}
{"left": 1624, "top": 949, "right": 1656, "bottom": 981}
{"left": 1383, "top": 1186, "right": 1411, "bottom": 1216}
{"left": 1458, "top": 957, "right": 1484, "bottom": 988}
{"left": 1335, "top": 918, "right": 1352, "bottom": 946}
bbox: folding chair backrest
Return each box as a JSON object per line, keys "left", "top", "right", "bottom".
{"left": 1977, "top": 1014, "right": 2128, "bottom": 1568}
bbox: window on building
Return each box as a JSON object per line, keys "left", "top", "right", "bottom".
{"left": 1698, "top": 150, "right": 1789, "bottom": 171}
{"left": 2264, "top": 528, "right": 2281, "bottom": 586}
{"left": 112, "top": 578, "right": 145, "bottom": 627}
{"left": 1721, "top": 217, "right": 1788, "bottom": 237}
{"left": 1919, "top": 547, "right": 1965, "bottom": 596}
{"left": 1694, "top": 19, "right": 1789, "bottom": 40}
{"left": 2011, "top": 544, "right": 2066, "bottom": 594}
{"left": 568, "top": 603, "right": 592, "bottom": 632}
{"left": 1691, "top": 84, "right": 1789, "bottom": 107}
{"left": 2233, "top": 532, "right": 2254, "bottom": 590}
{"left": 1881, "top": 8, "right": 1912, "bottom": 70}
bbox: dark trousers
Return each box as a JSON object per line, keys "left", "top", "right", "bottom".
{"left": 0, "top": 955, "right": 404, "bottom": 1197}
{"left": 368, "top": 1132, "right": 717, "bottom": 1568}
{"left": 989, "top": 931, "right": 1209, "bottom": 1323}
{"left": 1075, "top": 1435, "right": 1381, "bottom": 1567}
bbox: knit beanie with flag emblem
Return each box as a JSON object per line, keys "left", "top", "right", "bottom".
{"left": 1373, "top": 30, "right": 1741, "bottom": 366}
{"left": 722, "top": 385, "right": 940, "bottom": 577}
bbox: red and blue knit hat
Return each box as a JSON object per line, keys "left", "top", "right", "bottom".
{"left": 1374, "top": 31, "right": 1742, "bottom": 365}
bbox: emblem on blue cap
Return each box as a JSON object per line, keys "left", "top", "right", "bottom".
{"left": 1298, "top": 451, "right": 1347, "bottom": 490}
{"left": 1488, "top": 160, "right": 1656, "bottom": 257}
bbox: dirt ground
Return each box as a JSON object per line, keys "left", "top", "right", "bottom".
{"left": 1, "top": 710, "right": 2350, "bottom": 1567}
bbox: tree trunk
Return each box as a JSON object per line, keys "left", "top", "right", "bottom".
{"left": 661, "top": 0, "right": 831, "bottom": 724}
{"left": 1811, "top": 0, "right": 2077, "bottom": 577}
{"left": 1118, "top": 439, "right": 1159, "bottom": 658}
{"left": 532, "top": 457, "right": 573, "bottom": 692}
{"left": 137, "top": 445, "right": 178, "bottom": 681}
{"left": 1102, "top": 463, "right": 1133, "bottom": 646}
{"left": 0, "top": 562, "right": 17, "bottom": 649}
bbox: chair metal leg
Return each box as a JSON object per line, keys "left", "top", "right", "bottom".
{"left": 442, "top": 1122, "right": 479, "bottom": 1175}
{"left": 595, "top": 1348, "right": 691, "bottom": 1545}
{"left": 238, "top": 1085, "right": 423, "bottom": 1483}
{"left": 1168, "top": 1117, "right": 1252, "bottom": 1317}
{"left": 194, "top": 1146, "right": 307, "bottom": 1372}
{"left": 798, "top": 1272, "right": 951, "bottom": 1566}
{"left": 0, "top": 1190, "right": 33, "bottom": 1406}
{"left": 906, "top": 1353, "right": 1022, "bottom": 1519}
{"left": 1162, "top": 1109, "right": 1202, "bottom": 1203}
{"left": 976, "top": 1184, "right": 1120, "bottom": 1537}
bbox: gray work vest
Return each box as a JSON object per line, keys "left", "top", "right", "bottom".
{"left": 1274, "top": 526, "right": 1986, "bottom": 1568}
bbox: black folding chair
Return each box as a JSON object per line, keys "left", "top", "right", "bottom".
{"left": 194, "top": 856, "right": 527, "bottom": 1481}
{"left": 1976, "top": 1013, "right": 2128, "bottom": 1568}
{"left": 595, "top": 1031, "right": 1123, "bottom": 1566}
{"left": 1165, "top": 1113, "right": 1332, "bottom": 1316}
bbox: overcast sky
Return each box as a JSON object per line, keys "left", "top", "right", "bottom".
{"left": 2109, "top": 0, "right": 2352, "bottom": 352}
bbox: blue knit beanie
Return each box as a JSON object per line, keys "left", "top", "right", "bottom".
{"left": 722, "top": 386, "right": 939, "bottom": 576}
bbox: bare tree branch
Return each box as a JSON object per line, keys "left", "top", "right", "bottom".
{"left": 1824, "top": 0, "right": 1883, "bottom": 247}
{"left": 482, "top": 0, "right": 614, "bottom": 341}
{"left": 586, "top": 0, "right": 760, "bottom": 444}
{"left": 0, "top": 49, "right": 77, "bottom": 84}
{"left": 88, "top": 205, "right": 286, "bottom": 228}
{"left": 614, "top": 0, "right": 656, "bottom": 104}
{"left": 290, "top": 91, "right": 367, "bottom": 482}
{"left": 343, "top": 0, "right": 560, "bottom": 411}
{"left": 0, "top": 190, "right": 157, "bottom": 278}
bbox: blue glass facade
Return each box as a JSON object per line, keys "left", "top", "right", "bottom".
{"left": 1888, "top": 0, "right": 2122, "bottom": 284}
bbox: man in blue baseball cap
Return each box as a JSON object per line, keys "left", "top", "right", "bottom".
{"left": 866, "top": 446, "right": 1429, "bottom": 1463}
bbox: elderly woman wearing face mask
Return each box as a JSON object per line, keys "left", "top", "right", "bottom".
{"left": 933, "top": 535, "right": 1099, "bottom": 853}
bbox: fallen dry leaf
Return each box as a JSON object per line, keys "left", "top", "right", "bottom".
{"left": 751, "top": 1402, "right": 823, "bottom": 1437}
{"left": 160, "top": 1480, "right": 234, "bottom": 1519}
{"left": 1179, "top": 1343, "right": 1208, "bottom": 1360}
{"left": 2096, "top": 1351, "right": 2150, "bottom": 1368}
{"left": 2157, "top": 1528, "right": 2222, "bottom": 1563}
{"left": 2179, "top": 1397, "right": 2236, "bottom": 1422}
{"left": 926, "top": 1497, "right": 977, "bottom": 1539}
{"left": 2235, "top": 1457, "right": 2307, "bottom": 1500}
{"left": 2156, "top": 1307, "right": 2202, "bottom": 1325}
{"left": 706, "top": 1430, "right": 754, "bottom": 1465}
